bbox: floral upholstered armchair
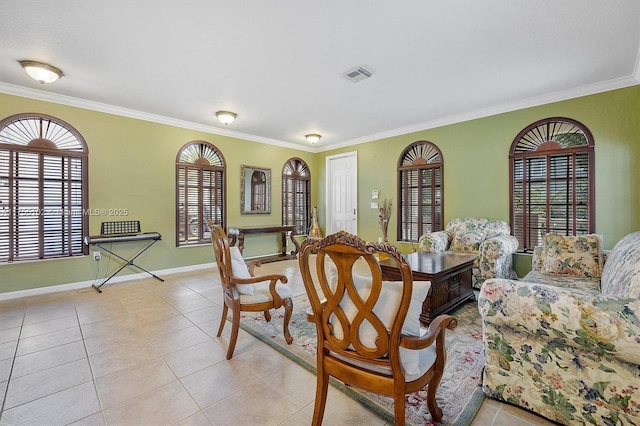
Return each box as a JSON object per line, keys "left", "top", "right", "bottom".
{"left": 478, "top": 231, "right": 640, "bottom": 425}
{"left": 418, "top": 217, "right": 519, "bottom": 289}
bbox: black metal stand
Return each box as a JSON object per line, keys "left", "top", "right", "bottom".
{"left": 92, "top": 239, "right": 164, "bottom": 293}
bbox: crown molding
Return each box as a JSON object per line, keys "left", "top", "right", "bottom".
{"left": 0, "top": 82, "right": 317, "bottom": 153}
{"left": 634, "top": 45, "right": 640, "bottom": 82}
{"left": 317, "top": 74, "right": 640, "bottom": 152}
{"left": 1, "top": 75, "right": 638, "bottom": 155}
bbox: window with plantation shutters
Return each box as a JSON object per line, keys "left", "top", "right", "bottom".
{"left": 510, "top": 117, "right": 595, "bottom": 252}
{"left": 398, "top": 141, "right": 444, "bottom": 242}
{"left": 176, "top": 141, "right": 225, "bottom": 246}
{"left": 282, "top": 158, "right": 310, "bottom": 235}
{"left": 0, "top": 113, "right": 89, "bottom": 262}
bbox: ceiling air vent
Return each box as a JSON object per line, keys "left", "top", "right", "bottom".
{"left": 344, "top": 66, "right": 373, "bottom": 83}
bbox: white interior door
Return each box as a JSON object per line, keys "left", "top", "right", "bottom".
{"left": 326, "top": 151, "right": 357, "bottom": 235}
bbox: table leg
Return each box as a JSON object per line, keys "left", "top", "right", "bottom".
{"left": 288, "top": 231, "right": 300, "bottom": 256}
{"left": 281, "top": 232, "right": 287, "bottom": 256}
{"left": 238, "top": 234, "right": 245, "bottom": 254}
{"left": 420, "top": 286, "right": 434, "bottom": 326}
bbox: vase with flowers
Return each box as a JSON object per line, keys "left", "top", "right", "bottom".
{"left": 378, "top": 197, "right": 392, "bottom": 242}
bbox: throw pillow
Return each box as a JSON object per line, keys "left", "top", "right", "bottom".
{"left": 450, "top": 230, "right": 485, "bottom": 254}
{"left": 542, "top": 233, "right": 603, "bottom": 278}
{"left": 229, "top": 246, "right": 255, "bottom": 295}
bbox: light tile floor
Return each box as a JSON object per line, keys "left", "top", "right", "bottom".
{"left": 0, "top": 261, "right": 556, "bottom": 425}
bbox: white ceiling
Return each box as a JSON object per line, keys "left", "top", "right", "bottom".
{"left": 1, "top": 1, "right": 639, "bottom": 152}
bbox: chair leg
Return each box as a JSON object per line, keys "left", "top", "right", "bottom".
{"left": 264, "top": 310, "right": 271, "bottom": 322}
{"left": 427, "top": 336, "right": 447, "bottom": 422}
{"left": 394, "top": 392, "right": 406, "bottom": 426}
{"left": 312, "top": 363, "right": 329, "bottom": 426}
{"left": 216, "top": 303, "right": 228, "bottom": 337}
{"left": 226, "top": 308, "right": 241, "bottom": 360}
{"left": 426, "top": 377, "right": 444, "bottom": 422}
{"left": 282, "top": 297, "right": 293, "bottom": 344}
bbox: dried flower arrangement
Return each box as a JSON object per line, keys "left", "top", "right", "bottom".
{"left": 378, "top": 197, "right": 392, "bottom": 242}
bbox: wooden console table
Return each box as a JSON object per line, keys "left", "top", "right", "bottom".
{"left": 228, "top": 225, "right": 300, "bottom": 263}
{"left": 379, "top": 252, "right": 476, "bottom": 326}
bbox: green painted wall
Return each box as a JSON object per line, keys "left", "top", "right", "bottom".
{"left": 1, "top": 85, "right": 638, "bottom": 292}
{"left": 0, "top": 93, "right": 316, "bottom": 293}
{"left": 317, "top": 86, "right": 640, "bottom": 277}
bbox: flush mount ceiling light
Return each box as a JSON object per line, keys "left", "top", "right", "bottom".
{"left": 305, "top": 134, "right": 321, "bottom": 144}
{"left": 18, "top": 60, "right": 64, "bottom": 84}
{"left": 216, "top": 111, "right": 237, "bottom": 125}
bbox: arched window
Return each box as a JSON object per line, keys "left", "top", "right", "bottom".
{"left": 398, "top": 141, "right": 443, "bottom": 242}
{"left": 0, "top": 113, "right": 89, "bottom": 262}
{"left": 510, "top": 117, "right": 595, "bottom": 252}
{"left": 175, "top": 141, "right": 225, "bottom": 246}
{"left": 282, "top": 157, "right": 310, "bottom": 235}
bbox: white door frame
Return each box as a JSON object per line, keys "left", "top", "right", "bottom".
{"left": 325, "top": 151, "right": 358, "bottom": 235}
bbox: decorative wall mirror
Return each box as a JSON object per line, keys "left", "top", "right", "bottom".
{"left": 241, "top": 165, "right": 271, "bottom": 214}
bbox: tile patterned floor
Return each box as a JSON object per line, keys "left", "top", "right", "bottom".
{"left": 0, "top": 262, "right": 556, "bottom": 425}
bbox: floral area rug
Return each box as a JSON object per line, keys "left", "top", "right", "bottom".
{"left": 238, "top": 294, "right": 486, "bottom": 425}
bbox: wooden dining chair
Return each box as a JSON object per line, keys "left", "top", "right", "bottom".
{"left": 298, "top": 231, "right": 457, "bottom": 425}
{"left": 208, "top": 221, "right": 293, "bottom": 359}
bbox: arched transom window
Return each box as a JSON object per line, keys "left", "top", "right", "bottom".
{"left": 398, "top": 141, "right": 443, "bottom": 242}
{"left": 510, "top": 117, "right": 595, "bottom": 251}
{"left": 175, "top": 141, "right": 226, "bottom": 246}
{"left": 282, "top": 157, "right": 310, "bottom": 235}
{"left": 0, "top": 113, "right": 89, "bottom": 262}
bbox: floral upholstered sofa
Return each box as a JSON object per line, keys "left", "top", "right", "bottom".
{"left": 418, "top": 217, "right": 519, "bottom": 289}
{"left": 478, "top": 231, "right": 640, "bottom": 425}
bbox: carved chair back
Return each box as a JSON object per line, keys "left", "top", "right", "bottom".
{"left": 300, "top": 231, "right": 413, "bottom": 367}
{"left": 209, "top": 223, "right": 234, "bottom": 296}
{"left": 299, "top": 231, "right": 456, "bottom": 425}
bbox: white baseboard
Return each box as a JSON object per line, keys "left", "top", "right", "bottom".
{"left": 0, "top": 262, "right": 216, "bottom": 301}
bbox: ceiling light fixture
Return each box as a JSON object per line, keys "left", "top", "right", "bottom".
{"left": 18, "top": 60, "right": 64, "bottom": 84}
{"left": 216, "top": 111, "right": 237, "bottom": 125}
{"left": 305, "top": 134, "right": 321, "bottom": 144}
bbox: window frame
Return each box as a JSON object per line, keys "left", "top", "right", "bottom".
{"left": 175, "top": 141, "right": 226, "bottom": 246}
{"left": 282, "top": 157, "right": 311, "bottom": 235}
{"left": 509, "top": 117, "right": 595, "bottom": 252}
{"left": 0, "top": 113, "right": 89, "bottom": 262}
{"left": 397, "top": 141, "right": 444, "bottom": 242}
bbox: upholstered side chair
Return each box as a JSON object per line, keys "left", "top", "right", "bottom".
{"left": 418, "top": 217, "right": 519, "bottom": 289}
{"left": 208, "top": 221, "right": 293, "bottom": 359}
{"left": 299, "top": 231, "right": 457, "bottom": 425}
